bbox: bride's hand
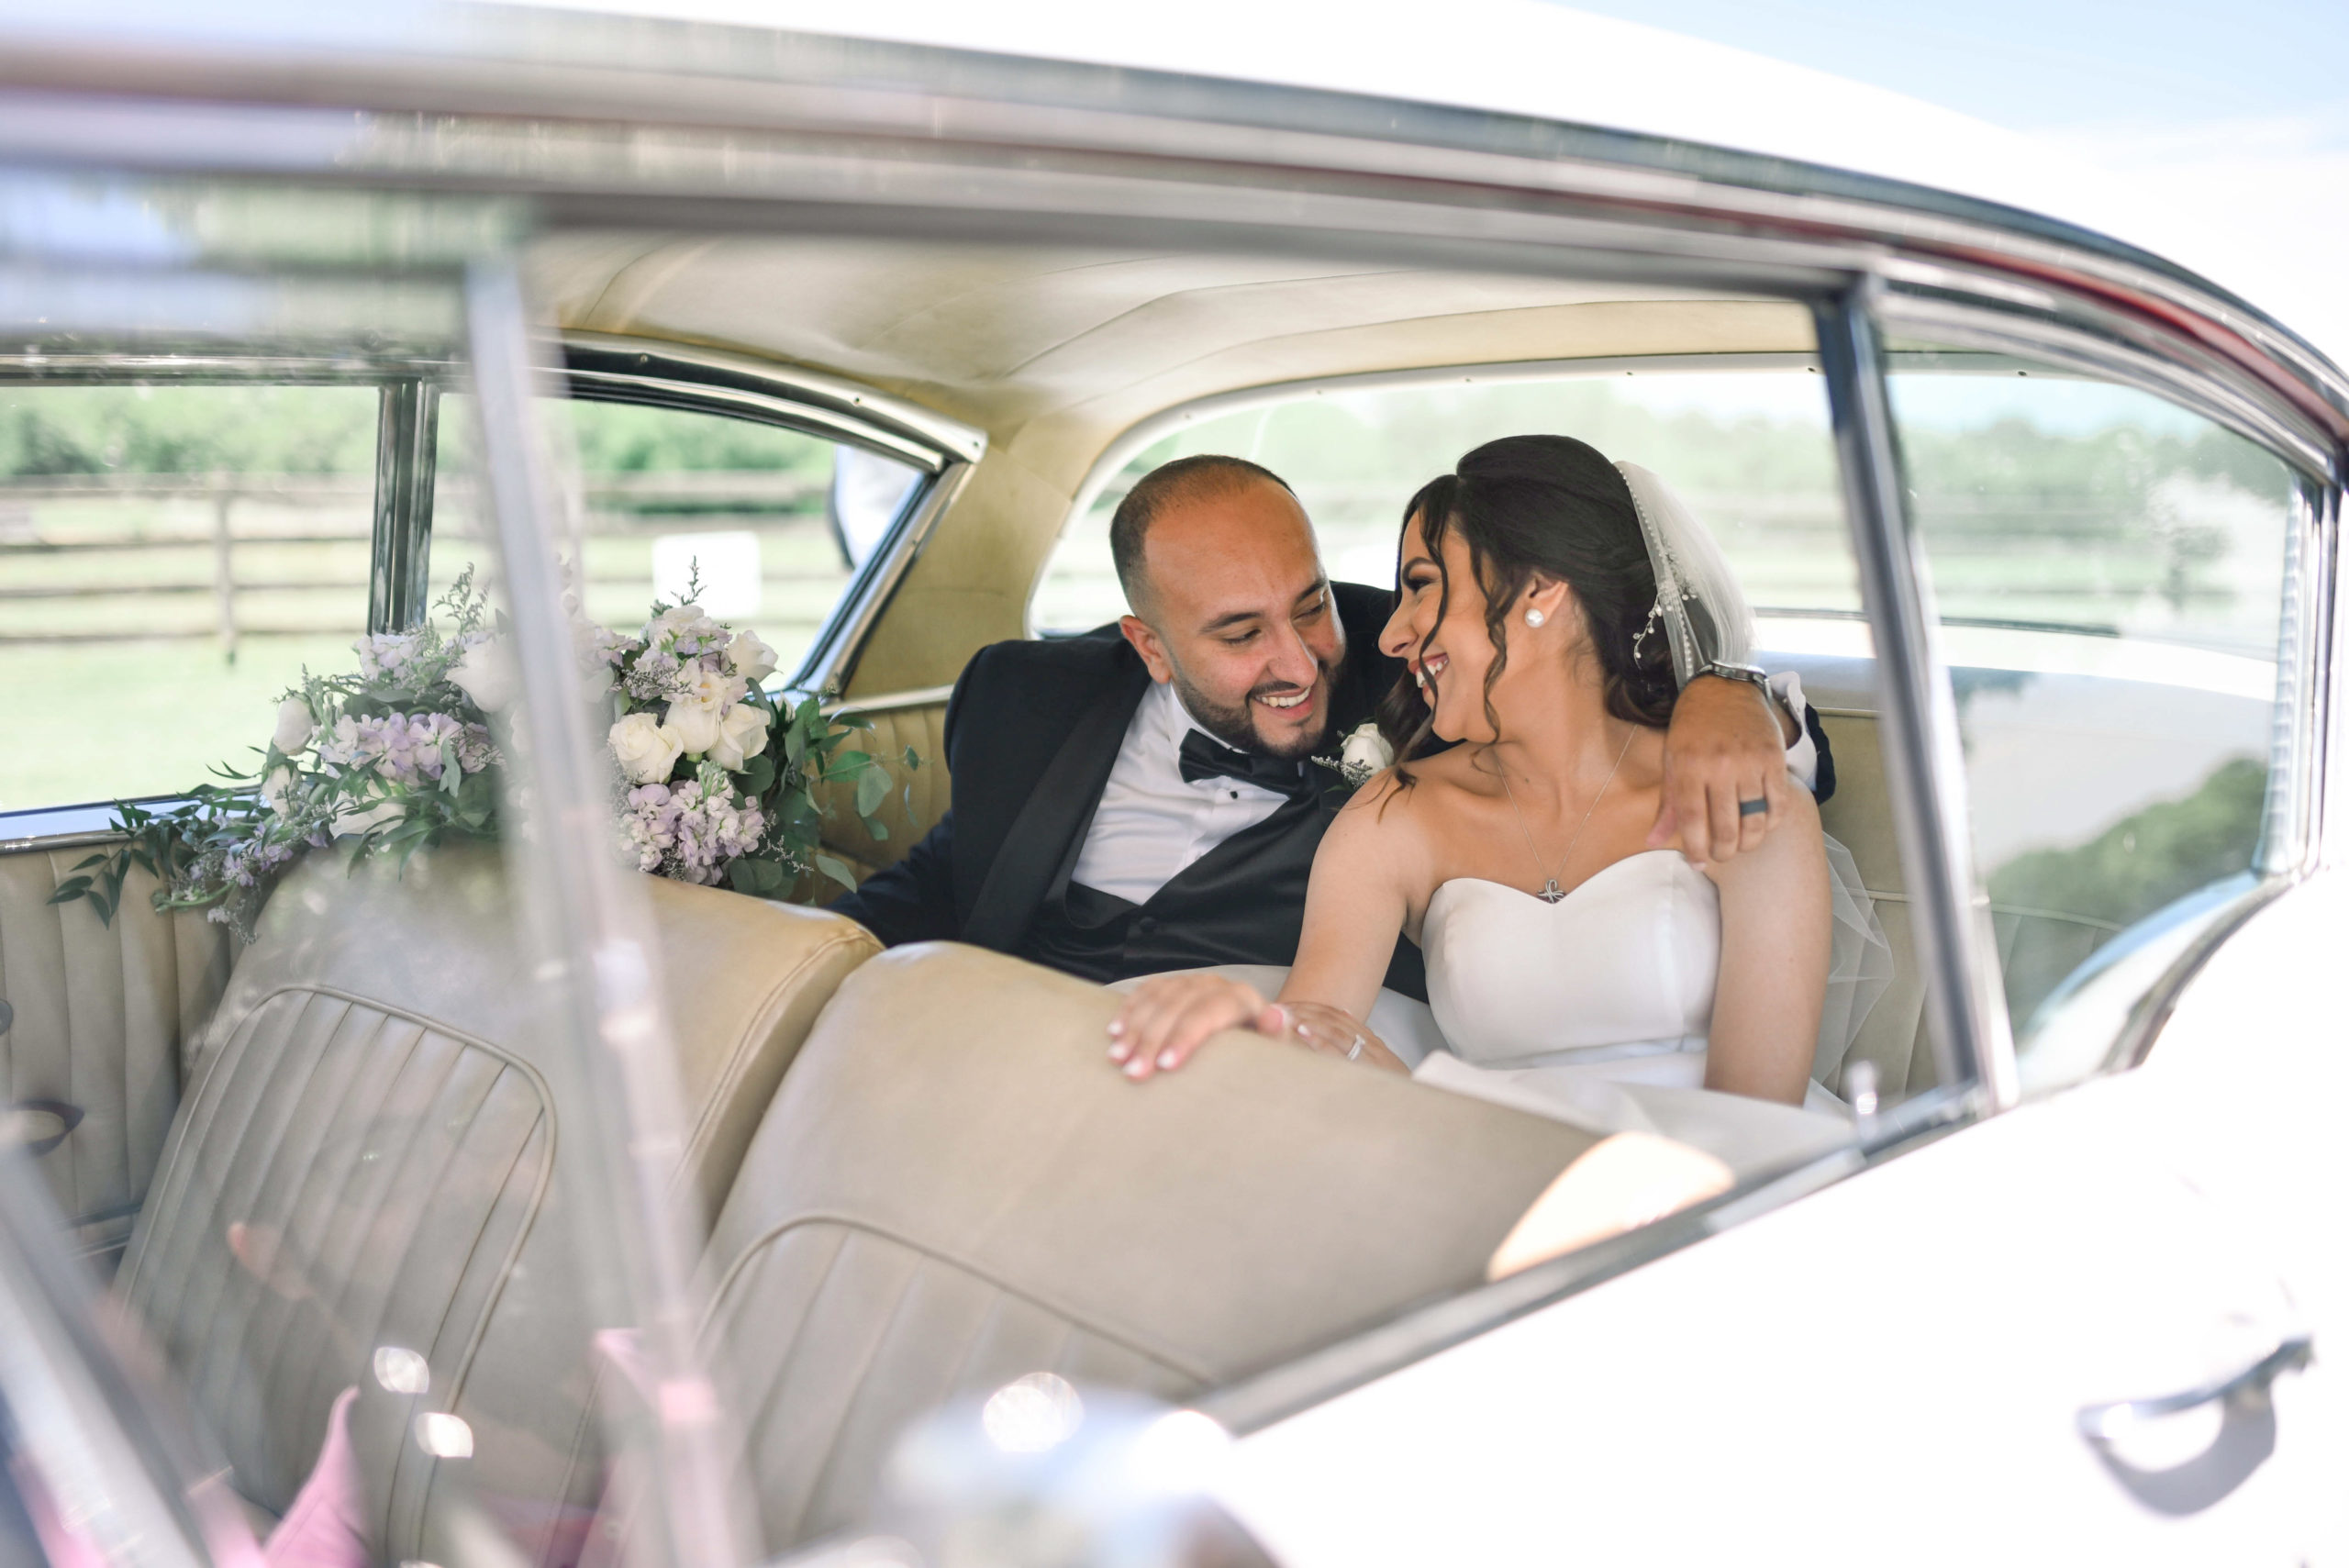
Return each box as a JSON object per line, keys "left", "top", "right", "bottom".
{"left": 1263, "top": 1001, "right": 1408, "bottom": 1074}
{"left": 1108, "top": 973, "right": 1270, "bottom": 1081}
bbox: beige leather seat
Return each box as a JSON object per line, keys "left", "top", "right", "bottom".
{"left": 696, "top": 942, "right": 1598, "bottom": 1552}
{"left": 114, "top": 840, "right": 876, "bottom": 1561}
{"left": 0, "top": 847, "right": 231, "bottom": 1262}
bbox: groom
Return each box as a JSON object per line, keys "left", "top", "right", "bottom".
{"left": 830, "top": 454, "right": 1829, "bottom": 999}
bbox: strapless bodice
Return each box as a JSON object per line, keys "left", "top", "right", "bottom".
{"left": 1422, "top": 850, "right": 1720, "bottom": 1068}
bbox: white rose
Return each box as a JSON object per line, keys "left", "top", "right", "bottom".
{"left": 662, "top": 695, "right": 723, "bottom": 757}
{"left": 272, "top": 697, "right": 316, "bottom": 755}
{"left": 726, "top": 628, "right": 779, "bottom": 682}
{"left": 1340, "top": 722, "right": 1394, "bottom": 775}
{"left": 449, "top": 641, "right": 518, "bottom": 713}
{"left": 708, "top": 702, "right": 771, "bottom": 773}
{"left": 609, "top": 711, "right": 684, "bottom": 784}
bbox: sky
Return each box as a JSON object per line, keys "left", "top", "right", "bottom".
{"left": 1549, "top": 0, "right": 2349, "bottom": 365}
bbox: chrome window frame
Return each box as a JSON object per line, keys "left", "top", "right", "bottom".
{"left": 536, "top": 335, "right": 985, "bottom": 697}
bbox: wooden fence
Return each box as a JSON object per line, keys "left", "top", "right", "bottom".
{"left": 0, "top": 471, "right": 830, "bottom": 652}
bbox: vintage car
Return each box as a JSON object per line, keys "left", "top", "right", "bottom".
{"left": 0, "top": 3, "right": 2341, "bottom": 1564}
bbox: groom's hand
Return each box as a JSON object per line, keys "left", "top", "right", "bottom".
{"left": 1650, "top": 674, "right": 1795, "bottom": 865}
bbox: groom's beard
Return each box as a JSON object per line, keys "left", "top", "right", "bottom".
{"left": 1170, "top": 651, "right": 1341, "bottom": 762}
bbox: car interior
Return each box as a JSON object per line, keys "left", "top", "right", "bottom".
{"left": 0, "top": 228, "right": 2306, "bottom": 1562}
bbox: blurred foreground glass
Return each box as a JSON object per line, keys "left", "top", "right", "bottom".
{"left": 0, "top": 176, "right": 733, "bottom": 1568}
{"left": 1883, "top": 354, "right": 2306, "bottom": 1091}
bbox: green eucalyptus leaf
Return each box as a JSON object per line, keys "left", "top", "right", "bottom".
{"left": 813, "top": 853, "right": 856, "bottom": 891}
{"left": 853, "top": 764, "right": 889, "bottom": 818}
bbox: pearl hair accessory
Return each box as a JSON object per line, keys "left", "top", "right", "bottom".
{"left": 1525, "top": 607, "right": 1546, "bottom": 627}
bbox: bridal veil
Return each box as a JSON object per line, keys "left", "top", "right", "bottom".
{"left": 1617, "top": 461, "right": 1895, "bottom": 1084}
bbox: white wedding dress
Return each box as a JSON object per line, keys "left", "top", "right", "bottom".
{"left": 1113, "top": 843, "right": 1882, "bottom": 1174}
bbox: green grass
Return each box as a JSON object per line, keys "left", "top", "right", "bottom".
{"left": 0, "top": 637, "right": 354, "bottom": 813}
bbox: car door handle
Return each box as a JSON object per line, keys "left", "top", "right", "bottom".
{"left": 2077, "top": 1334, "right": 2314, "bottom": 1442}
{"left": 0, "top": 1101, "right": 83, "bottom": 1159}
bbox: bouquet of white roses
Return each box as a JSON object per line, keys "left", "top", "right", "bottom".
{"left": 50, "top": 567, "right": 912, "bottom": 940}
{"left": 589, "top": 580, "right": 909, "bottom": 898}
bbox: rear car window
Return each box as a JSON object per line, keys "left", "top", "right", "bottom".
{"left": 431, "top": 395, "right": 921, "bottom": 684}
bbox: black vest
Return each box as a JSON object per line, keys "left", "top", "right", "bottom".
{"left": 1018, "top": 681, "right": 1429, "bottom": 1000}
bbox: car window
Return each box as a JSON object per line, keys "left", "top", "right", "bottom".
{"left": 1883, "top": 356, "right": 2302, "bottom": 1087}
{"left": 0, "top": 382, "right": 378, "bottom": 812}
{"left": 1031, "top": 366, "right": 1857, "bottom": 635}
{"left": 430, "top": 395, "right": 921, "bottom": 684}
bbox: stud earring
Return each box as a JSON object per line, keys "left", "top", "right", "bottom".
{"left": 1524, "top": 607, "right": 1546, "bottom": 628}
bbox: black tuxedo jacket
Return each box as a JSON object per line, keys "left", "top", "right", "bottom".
{"left": 831, "top": 583, "right": 1402, "bottom": 954}
{"left": 829, "top": 582, "right": 1833, "bottom": 980}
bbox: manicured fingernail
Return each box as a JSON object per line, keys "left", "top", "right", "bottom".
{"left": 1124, "top": 1056, "right": 1150, "bottom": 1079}
{"left": 1157, "top": 1050, "right": 1177, "bottom": 1070}
{"left": 1107, "top": 1019, "right": 1124, "bottom": 1036}
{"left": 1108, "top": 1040, "right": 1130, "bottom": 1062}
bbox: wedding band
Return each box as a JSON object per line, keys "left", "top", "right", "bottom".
{"left": 1346, "top": 1035, "right": 1364, "bottom": 1061}
{"left": 1738, "top": 797, "right": 1767, "bottom": 817}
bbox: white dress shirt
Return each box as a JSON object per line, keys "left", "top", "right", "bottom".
{"left": 1069, "top": 672, "right": 1820, "bottom": 908}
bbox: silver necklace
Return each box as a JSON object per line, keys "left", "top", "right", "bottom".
{"left": 1498, "top": 726, "right": 1637, "bottom": 905}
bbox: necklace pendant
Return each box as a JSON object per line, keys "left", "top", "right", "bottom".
{"left": 1538, "top": 879, "right": 1567, "bottom": 905}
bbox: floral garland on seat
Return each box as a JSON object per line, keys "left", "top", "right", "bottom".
{"left": 49, "top": 568, "right": 913, "bottom": 940}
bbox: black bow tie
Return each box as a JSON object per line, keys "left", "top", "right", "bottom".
{"left": 1177, "top": 728, "right": 1319, "bottom": 799}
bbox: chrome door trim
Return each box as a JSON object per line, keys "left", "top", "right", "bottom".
{"left": 1814, "top": 284, "right": 2017, "bottom": 1111}
{"left": 561, "top": 332, "right": 985, "bottom": 468}
{"left": 826, "top": 684, "right": 956, "bottom": 716}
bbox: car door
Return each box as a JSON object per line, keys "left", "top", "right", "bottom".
{"left": 1217, "top": 317, "right": 2334, "bottom": 1562}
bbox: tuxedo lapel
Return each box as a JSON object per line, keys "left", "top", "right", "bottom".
{"left": 962, "top": 661, "right": 1149, "bottom": 952}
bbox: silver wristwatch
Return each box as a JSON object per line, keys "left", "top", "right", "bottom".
{"left": 1699, "top": 658, "right": 1770, "bottom": 688}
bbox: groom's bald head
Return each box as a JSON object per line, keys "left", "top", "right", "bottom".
{"left": 1109, "top": 454, "right": 1302, "bottom": 619}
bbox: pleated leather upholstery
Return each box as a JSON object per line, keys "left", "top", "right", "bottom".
{"left": 118, "top": 840, "right": 877, "bottom": 1561}
{"left": 0, "top": 845, "right": 231, "bottom": 1255}
{"left": 699, "top": 942, "right": 1597, "bottom": 1551}
{"left": 808, "top": 699, "right": 949, "bottom": 882}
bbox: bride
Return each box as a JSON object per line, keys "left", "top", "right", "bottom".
{"left": 1108, "top": 433, "right": 1878, "bottom": 1126}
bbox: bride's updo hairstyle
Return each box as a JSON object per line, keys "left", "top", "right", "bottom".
{"left": 1379, "top": 433, "right": 1679, "bottom": 766}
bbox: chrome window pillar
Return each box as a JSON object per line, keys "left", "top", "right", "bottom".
{"left": 369, "top": 376, "right": 440, "bottom": 633}
{"left": 1813, "top": 284, "right": 2019, "bottom": 1112}
{"left": 463, "top": 266, "right": 750, "bottom": 1568}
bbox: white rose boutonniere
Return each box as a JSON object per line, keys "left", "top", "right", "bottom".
{"left": 1312, "top": 721, "right": 1395, "bottom": 792}
{"left": 610, "top": 711, "right": 685, "bottom": 784}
